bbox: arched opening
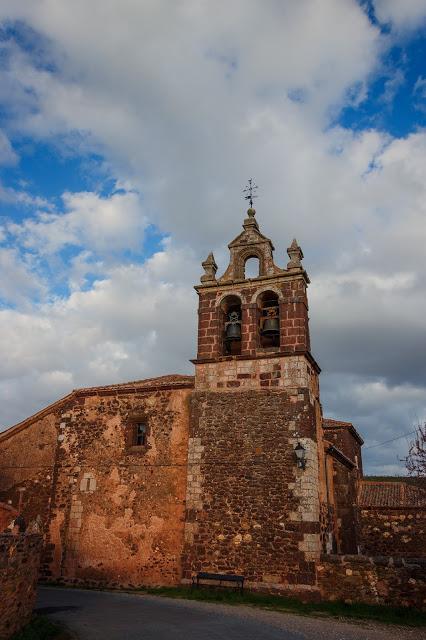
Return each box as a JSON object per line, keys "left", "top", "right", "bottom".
{"left": 221, "top": 295, "right": 242, "bottom": 355}
{"left": 258, "top": 291, "right": 280, "bottom": 349}
{"left": 244, "top": 256, "right": 260, "bottom": 279}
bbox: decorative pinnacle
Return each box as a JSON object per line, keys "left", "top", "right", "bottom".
{"left": 287, "top": 238, "right": 304, "bottom": 269}
{"left": 200, "top": 251, "right": 218, "bottom": 283}
{"left": 243, "top": 178, "right": 258, "bottom": 210}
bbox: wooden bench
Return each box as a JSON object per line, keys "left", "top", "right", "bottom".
{"left": 191, "top": 572, "right": 245, "bottom": 594}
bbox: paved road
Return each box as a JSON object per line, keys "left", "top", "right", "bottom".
{"left": 36, "top": 586, "right": 419, "bottom": 640}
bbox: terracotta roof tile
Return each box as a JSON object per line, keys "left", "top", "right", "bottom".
{"left": 359, "top": 480, "right": 426, "bottom": 508}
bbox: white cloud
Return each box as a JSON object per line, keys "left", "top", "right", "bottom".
{"left": 373, "top": 0, "right": 426, "bottom": 31}
{"left": 0, "top": 243, "right": 197, "bottom": 427}
{"left": 8, "top": 188, "right": 147, "bottom": 255}
{"left": 0, "top": 1, "right": 425, "bottom": 473}
{"left": 0, "top": 248, "right": 46, "bottom": 307}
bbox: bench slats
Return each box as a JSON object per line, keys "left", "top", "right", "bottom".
{"left": 192, "top": 571, "right": 244, "bottom": 593}
{"left": 197, "top": 572, "right": 244, "bottom": 581}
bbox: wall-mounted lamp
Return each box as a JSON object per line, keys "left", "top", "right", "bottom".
{"left": 294, "top": 442, "right": 307, "bottom": 470}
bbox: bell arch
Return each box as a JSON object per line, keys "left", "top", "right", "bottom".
{"left": 244, "top": 256, "right": 260, "bottom": 279}
{"left": 220, "top": 294, "right": 242, "bottom": 355}
{"left": 257, "top": 290, "right": 280, "bottom": 349}
{"left": 236, "top": 248, "right": 265, "bottom": 280}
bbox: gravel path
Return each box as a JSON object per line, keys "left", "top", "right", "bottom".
{"left": 36, "top": 586, "right": 425, "bottom": 640}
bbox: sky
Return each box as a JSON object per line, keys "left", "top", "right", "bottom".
{"left": 0, "top": 0, "right": 425, "bottom": 475}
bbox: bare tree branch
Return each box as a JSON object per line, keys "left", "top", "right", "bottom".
{"left": 406, "top": 422, "right": 426, "bottom": 477}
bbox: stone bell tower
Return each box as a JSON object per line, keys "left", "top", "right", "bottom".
{"left": 182, "top": 205, "right": 326, "bottom": 594}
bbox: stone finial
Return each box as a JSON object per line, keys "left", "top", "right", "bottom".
{"left": 287, "top": 238, "right": 304, "bottom": 269}
{"left": 200, "top": 252, "right": 218, "bottom": 283}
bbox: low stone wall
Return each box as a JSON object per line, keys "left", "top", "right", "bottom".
{"left": 0, "top": 534, "right": 42, "bottom": 639}
{"left": 358, "top": 508, "right": 426, "bottom": 557}
{"left": 318, "top": 554, "right": 426, "bottom": 610}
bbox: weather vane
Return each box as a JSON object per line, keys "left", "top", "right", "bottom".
{"left": 243, "top": 178, "right": 258, "bottom": 209}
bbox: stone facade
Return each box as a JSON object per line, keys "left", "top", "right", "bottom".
{"left": 0, "top": 206, "right": 425, "bottom": 605}
{"left": 182, "top": 390, "right": 320, "bottom": 592}
{"left": 44, "top": 376, "right": 193, "bottom": 587}
{"left": 318, "top": 554, "right": 426, "bottom": 610}
{"left": 0, "top": 534, "right": 42, "bottom": 639}
{"left": 0, "top": 502, "right": 17, "bottom": 532}
{"left": 357, "top": 481, "right": 426, "bottom": 557}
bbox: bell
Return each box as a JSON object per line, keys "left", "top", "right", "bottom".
{"left": 226, "top": 322, "right": 241, "bottom": 340}
{"left": 261, "top": 317, "right": 280, "bottom": 336}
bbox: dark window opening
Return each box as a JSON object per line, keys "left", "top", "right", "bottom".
{"left": 135, "top": 423, "right": 147, "bottom": 446}
{"left": 221, "top": 295, "right": 242, "bottom": 356}
{"left": 259, "top": 291, "right": 280, "bottom": 348}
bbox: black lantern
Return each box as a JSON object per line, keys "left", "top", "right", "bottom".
{"left": 294, "top": 442, "right": 306, "bottom": 469}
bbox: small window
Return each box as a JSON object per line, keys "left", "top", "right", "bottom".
{"left": 135, "top": 423, "right": 147, "bottom": 446}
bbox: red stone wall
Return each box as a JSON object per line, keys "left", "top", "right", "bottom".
{"left": 44, "top": 384, "right": 192, "bottom": 588}
{"left": 318, "top": 554, "right": 426, "bottom": 610}
{"left": 330, "top": 460, "right": 358, "bottom": 554}
{"left": 182, "top": 387, "right": 322, "bottom": 593}
{"left": 0, "top": 411, "right": 59, "bottom": 533}
{"left": 358, "top": 508, "right": 426, "bottom": 557}
{"left": 0, "top": 503, "right": 17, "bottom": 532}
{"left": 195, "top": 276, "right": 311, "bottom": 362}
{"left": 0, "top": 534, "right": 42, "bottom": 639}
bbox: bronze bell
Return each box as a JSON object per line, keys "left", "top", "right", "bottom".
{"left": 226, "top": 321, "right": 241, "bottom": 341}
{"left": 261, "top": 317, "right": 280, "bottom": 336}
{"left": 225, "top": 311, "right": 241, "bottom": 341}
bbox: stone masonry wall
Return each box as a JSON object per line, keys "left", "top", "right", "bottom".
{"left": 0, "top": 411, "right": 58, "bottom": 533}
{"left": 44, "top": 383, "right": 192, "bottom": 588}
{"left": 0, "top": 534, "right": 42, "bottom": 639}
{"left": 331, "top": 459, "right": 358, "bottom": 554}
{"left": 196, "top": 277, "right": 310, "bottom": 361}
{"left": 318, "top": 554, "right": 426, "bottom": 610}
{"left": 195, "top": 354, "right": 319, "bottom": 400}
{"left": 0, "top": 503, "right": 17, "bottom": 532}
{"left": 182, "top": 387, "right": 322, "bottom": 594}
{"left": 358, "top": 508, "right": 426, "bottom": 557}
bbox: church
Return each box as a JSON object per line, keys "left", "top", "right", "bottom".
{"left": 0, "top": 204, "right": 424, "bottom": 597}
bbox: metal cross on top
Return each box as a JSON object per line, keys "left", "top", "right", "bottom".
{"left": 243, "top": 178, "right": 258, "bottom": 208}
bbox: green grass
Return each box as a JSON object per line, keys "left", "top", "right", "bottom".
{"left": 11, "top": 615, "right": 70, "bottom": 640}
{"left": 142, "top": 585, "right": 426, "bottom": 627}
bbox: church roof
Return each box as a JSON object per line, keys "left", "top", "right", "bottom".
{"left": 359, "top": 480, "right": 426, "bottom": 508}
{"left": 0, "top": 374, "right": 194, "bottom": 442}
{"left": 323, "top": 417, "right": 364, "bottom": 445}
{"left": 75, "top": 374, "right": 194, "bottom": 394}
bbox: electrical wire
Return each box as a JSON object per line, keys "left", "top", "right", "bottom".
{"left": 364, "top": 429, "right": 418, "bottom": 450}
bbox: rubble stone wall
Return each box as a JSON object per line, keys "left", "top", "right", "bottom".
{"left": 318, "top": 554, "right": 426, "bottom": 610}
{"left": 0, "top": 411, "right": 58, "bottom": 533}
{"left": 44, "top": 384, "right": 192, "bottom": 588}
{"left": 331, "top": 460, "right": 358, "bottom": 554}
{"left": 358, "top": 507, "right": 426, "bottom": 557}
{"left": 0, "top": 534, "right": 42, "bottom": 639}
{"left": 182, "top": 387, "right": 322, "bottom": 593}
{"left": 0, "top": 503, "right": 17, "bottom": 532}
